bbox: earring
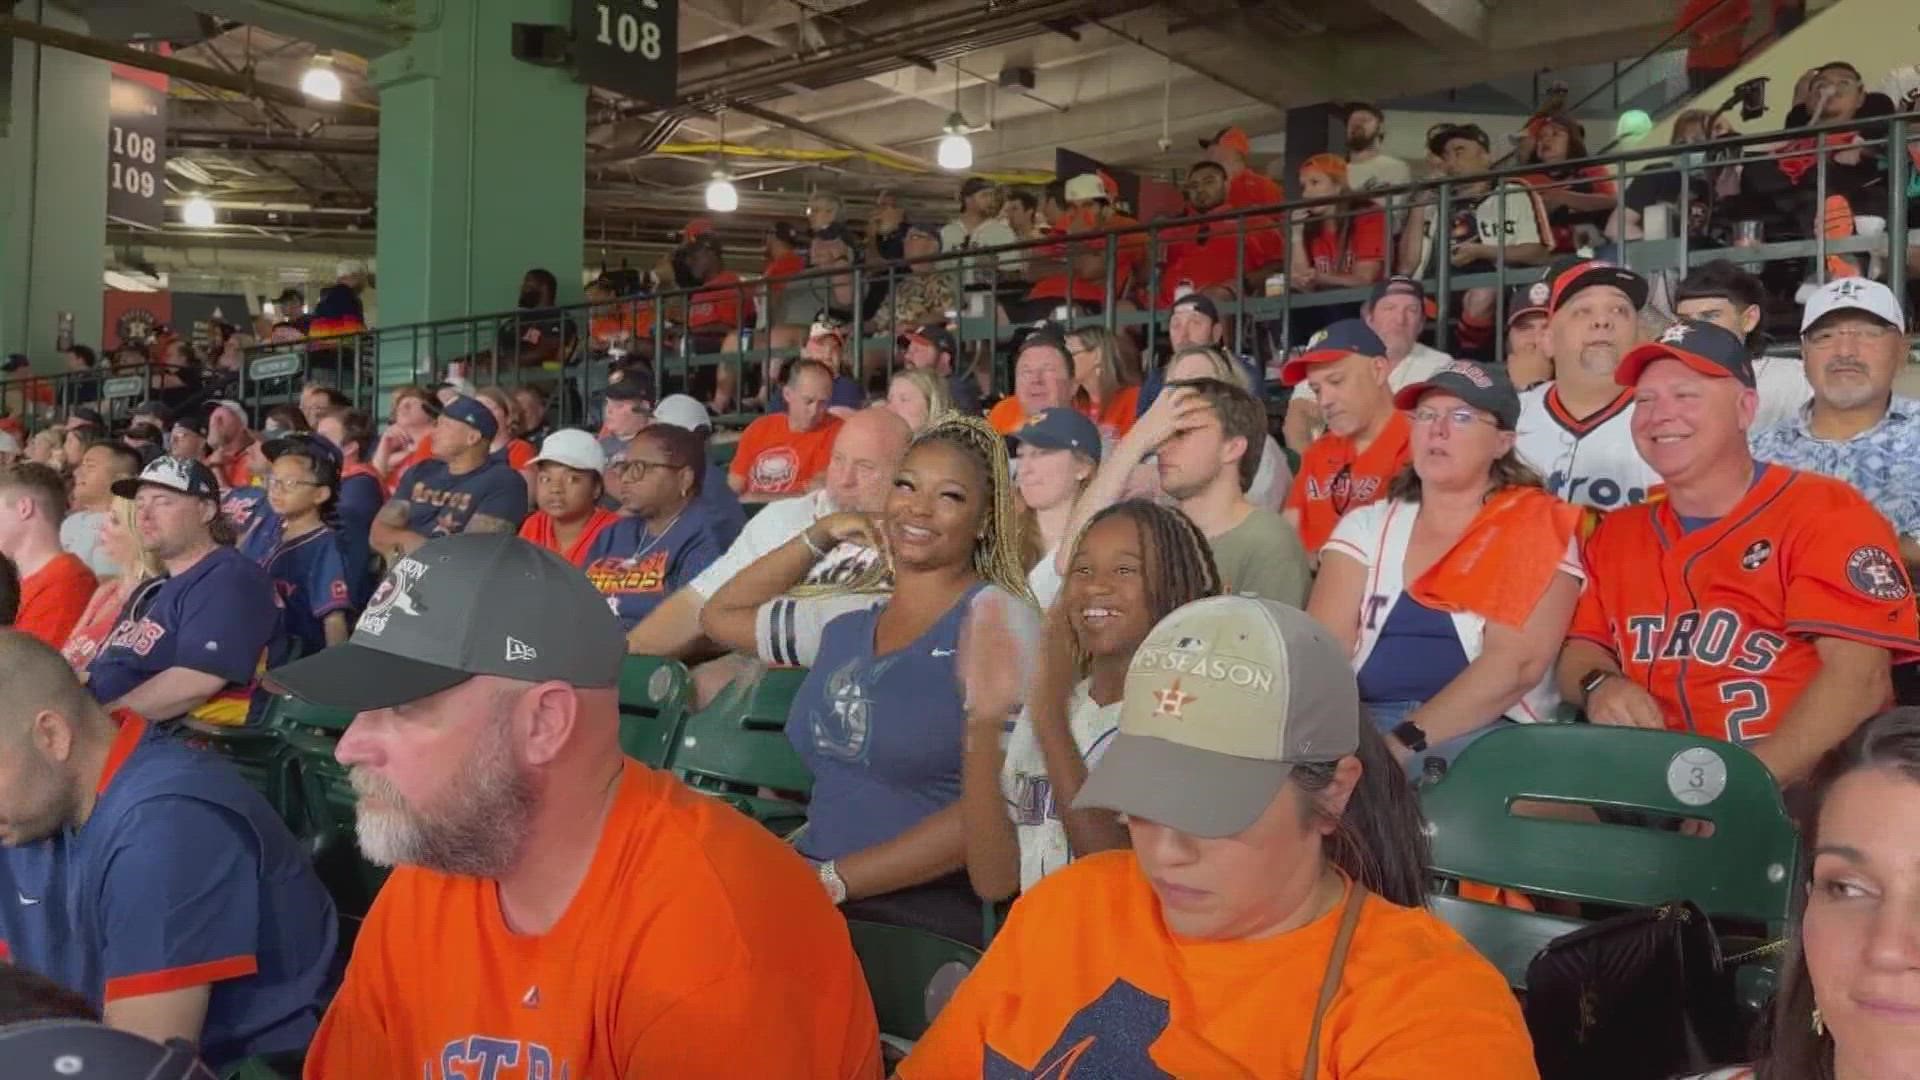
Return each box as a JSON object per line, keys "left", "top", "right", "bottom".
{"left": 1811, "top": 1006, "right": 1825, "bottom": 1037}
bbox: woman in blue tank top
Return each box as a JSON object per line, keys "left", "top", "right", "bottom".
{"left": 704, "top": 414, "right": 1037, "bottom": 944}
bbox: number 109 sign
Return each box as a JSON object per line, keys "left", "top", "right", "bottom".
{"left": 572, "top": 0, "right": 678, "bottom": 107}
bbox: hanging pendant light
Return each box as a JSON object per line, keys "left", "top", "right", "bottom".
{"left": 937, "top": 64, "right": 973, "bottom": 171}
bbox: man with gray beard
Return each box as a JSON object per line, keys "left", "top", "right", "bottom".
{"left": 270, "top": 533, "right": 881, "bottom": 1078}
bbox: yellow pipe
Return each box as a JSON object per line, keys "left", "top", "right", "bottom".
{"left": 651, "top": 141, "right": 1054, "bottom": 185}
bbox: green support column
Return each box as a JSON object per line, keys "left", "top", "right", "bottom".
{"left": 371, "top": 0, "right": 585, "bottom": 389}
{"left": 0, "top": 3, "right": 108, "bottom": 371}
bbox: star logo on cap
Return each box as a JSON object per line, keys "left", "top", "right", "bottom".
{"left": 1153, "top": 680, "right": 1195, "bottom": 719}
{"left": 1832, "top": 278, "right": 1868, "bottom": 300}
{"left": 1659, "top": 322, "right": 1692, "bottom": 345}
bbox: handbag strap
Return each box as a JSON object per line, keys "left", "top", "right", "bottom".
{"left": 1301, "top": 881, "right": 1369, "bottom": 1080}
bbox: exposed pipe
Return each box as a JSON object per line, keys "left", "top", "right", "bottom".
{"left": 0, "top": 14, "right": 381, "bottom": 125}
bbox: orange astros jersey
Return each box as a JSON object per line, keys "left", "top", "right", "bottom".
{"left": 1570, "top": 464, "right": 1920, "bottom": 745}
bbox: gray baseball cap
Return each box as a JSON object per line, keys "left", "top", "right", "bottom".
{"left": 1074, "top": 595, "right": 1360, "bottom": 838}
{"left": 268, "top": 533, "right": 624, "bottom": 711}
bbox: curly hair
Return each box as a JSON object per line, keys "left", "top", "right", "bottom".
{"left": 1066, "top": 500, "right": 1222, "bottom": 673}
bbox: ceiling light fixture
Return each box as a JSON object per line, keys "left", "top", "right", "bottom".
{"left": 181, "top": 196, "right": 217, "bottom": 228}
{"left": 938, "top": 64, "right": 973, "bottom": 171}
{"left": 705, "top": 108, "right": 739, "bottom": 213}
{"left": 301, "top": 53, "right": 343, "bottom": 103}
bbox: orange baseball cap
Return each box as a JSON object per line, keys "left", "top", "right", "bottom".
{"left": 1300, "top": 153, "right": 1348, "bottom": 184}
{"left": 1199, "top": 126, "right": 1252, "bottom": 156}
{"left": 683, "top": 218, "right": 715, "bottom": 241}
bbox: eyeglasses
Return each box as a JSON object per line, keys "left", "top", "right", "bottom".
{"left": 1410, "top": 406, "right": 1498, "bottom": 428}
{"left": 1803, "top": 324, "right": 1897, "bottom": 349}
{"left": 266, "top": 477, "right": 321, "bottom": 493}
{"left": 617, "top": 458, "right": 677, "bottom": 477}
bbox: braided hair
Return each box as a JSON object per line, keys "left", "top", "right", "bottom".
{"left": 1067, "top": 499, "right": 1222, "bottom": 673}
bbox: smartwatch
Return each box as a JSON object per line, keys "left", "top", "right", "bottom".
{"left": 1579, "top": 668, "right": 1615, "bottom": 703}
{"left": 1391, "top": 720, "right": 1429, "bottom": 754}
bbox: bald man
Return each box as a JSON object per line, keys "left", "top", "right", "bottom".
{"left": 626, "top": 407, "right": 911, "bottom": 700}
{"left": 0, "top": 632, "right": 334, "bottom": 1071}
{"left": 271, "top": 535, "right": 881, "bottom": 1078}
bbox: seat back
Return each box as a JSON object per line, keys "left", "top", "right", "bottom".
{"left": 258, "top": 690, "right": 356, "bottom": 735}
{"left": 847, "top": 919, "right": 981, "bottom": 1044}
{"left": 175, "top": 719, "right": 301, "bottom": 831}
{"left": 1422, "top": 725, "right": 1797, "bottom": 929}
{"left": 669, "top": 666, "right": 813, "bottom": 831}
{"left": 617, "top": 655, "right": 694, "bottom": 768}
{"left": 280, "top": 725, "right": 388, "bottom": 920}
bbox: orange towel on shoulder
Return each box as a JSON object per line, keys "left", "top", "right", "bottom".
{"left": 1410, "top": 487, "right": 1581, "bottom": 629}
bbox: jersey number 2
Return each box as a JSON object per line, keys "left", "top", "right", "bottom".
{"left": 1719, "top": 680, "right": 1771, "bottom": 744}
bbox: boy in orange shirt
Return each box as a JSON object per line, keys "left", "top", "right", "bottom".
{"left": 730, "top": 359, "right": 844, "bottom": 500}
{"left": 1281, "top": 319, "right": 1414, "bottom": 555}
{"left": 0, "top": 462, "right": 97, "bottom": 648}
{"left": 899, "top": 596, "right": 1536, "bottom": 1078}
{"left": 272, "top": 534, "right": 881, "bottom": 1079}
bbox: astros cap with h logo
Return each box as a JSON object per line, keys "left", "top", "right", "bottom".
{"left": 268, "top": 533, "right": 624, "bottom": 711}
{"left": 1074, "top": 596, "right": 1361, "bottom": 838}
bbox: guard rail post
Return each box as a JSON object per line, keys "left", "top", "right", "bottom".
{"left": 1888, "top": 115, "right": 1911, "bottom": 308}
{"left": 1434, "top": 180, "right": 1454, "bottom": 353}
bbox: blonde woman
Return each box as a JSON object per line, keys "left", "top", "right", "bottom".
{"left": 1064, "top": 326, "right": 1143, "bottom": 442}
{"left": 886, "top": 368, "right": 953, "bottom": 434}
{"left": 27, "top": 429, "right": 63, "bottom": 469}
{"left": 60, "top": 496, "right": 162, "bottom": 672}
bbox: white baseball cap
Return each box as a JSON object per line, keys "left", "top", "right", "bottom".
{"left": 528, "top": 428, "right": 607, "bottom": 473}
{"left": 1063, "top": 173, "right": 1105, "bottom": 202}
{"left": 336, "top": 258, "right": 368, "bottom": 279}
{"left": 1801, "top": 277, "right": 1907, "bottom": 333}
{"left": 654, "top": 394, "right": 711, "bottom": 432}
{"left": 0, "top": 430, "right": 20, "bottom": 455}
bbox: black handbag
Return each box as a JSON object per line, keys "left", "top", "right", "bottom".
{"left": 1522, "top": 900, "right": 1746, "bottom": 1080}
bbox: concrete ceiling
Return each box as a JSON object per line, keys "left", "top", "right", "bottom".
{"left": 100, "top": 0, "right": 1682, "bottom": 260}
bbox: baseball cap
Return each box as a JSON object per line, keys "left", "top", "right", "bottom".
{"left": 1199, "top": 126, "right": 1252, "bottom": 156}
{"left": 1073, "top": 596, "right": 1360, "bottom": 838}
{"left": 0, "top": 430, "right": 20, "bottom": 455}
{"left": 1508, "top": 280, "right": 1553, "bottom": 324}
{"left": 1280, "top": 318, "right": 1388, "bottom": 386}
{"left": 654, "top": 394, "right": 713, "bottom": 432}
{"left": 1063, "top": 173, "right": 1107, "bottom": 203}
{"left": 1545, "top": 257, "right": 1649, "bottom": 315}
{"left": 528, "top": 428, "right": 608, "bottom": 473}
{"left": 264, "top": 432, "right": 344, "bottom": 483}
{"left": 440, "top": 394, "right": 498, "bottom": 442}
{"left": 67, "top": 407, "right": 105, "bottom": 431}
{"left": 1012, "top": 407, "right": 1103, "bottom": 464}
{"left": 2, "top": 353, "right": 30, "bottom": 372}
{"left": 959, "top": 177, "right": 996, "bottom": 200}
{"left": 111, "top": 454, "right": 221, "bottom": 501}
{"left": 124, "top": 424, "right": 164, "bottom": 446}
{"left": 171, "top": 414, "right": 208, "bottom": 438}
{"left": 0, "top": 1021, "right": 217, "bottom": 1079}
{"left": 1394, "top": 359, "right": 1523, "bottom": 429}
{"left": 1299, "top": 153, "right": 1349, "bottom": 185}
{"left": 1800, "top": 277, "right": 1907, "bottom": 333}
{"left": 602, "top": 378, "right": 656, "bottom": 404}
{"left": 336, "top": 258, "right": 367, "bottom": 279}
{"left": 1170, "top": 292, "right": 1221, "bottom": 323}
{"left": 1615, "top": 319, "right": 1757, "bottom": 388}
{"left": 1369, "top": 275, "right": 1426, "bottom": 306}
{"left": 1426, "top": 122, "right": 1490, "bottom": 157}
{"left": 810, "top": 310, "right": 852, "bottom": 340}
{"left": 899, "top": 323, "right": 956, "bottom": 356}
{"left": 905, "top": 221, "right": 943, "bottom": 248}
{"left": 209, "top": 399, "right": 249, "bottom": 427}
{"left": 268, "top": 533, "right": 625, "bottom": 711}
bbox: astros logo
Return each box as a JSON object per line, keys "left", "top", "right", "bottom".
{"left": 1152, "top": 680, "right": 1195, "bottom": 719}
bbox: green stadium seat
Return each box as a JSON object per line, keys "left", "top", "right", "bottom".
{"left": 175, "top": 719, "right": 301, "bottom": 831}
{"left": 847, "top": 919, "right": 980, "bottom": 1050}
{"left": 280, "top": 724, "right": 388, "bottom": 922}
{"left": 618, "top": 655, "right": 694, "bottom": 768}
{"left": 221, "top": 1054, "right": 299, "bottom": 1080}
{"left": 258, "top": 690, "right": 356, "bottom": 735}
{"left": 1421, "top": 725, "right": 1797, "bottom": 992}
{"left": 669, "top": 666, "right": 813, "bottom": 835}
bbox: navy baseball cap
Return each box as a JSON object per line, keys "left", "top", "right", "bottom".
{"left": 441, "top": 394, "right": 498, "bottom": 441}
{"left": 2, "top": 353, "right": 30, "bottom": 372}
{"left": 67, "top": 407, "right": 105, "bottom": 430}
{"left": 1280, "top": 318, "right": 1388, "bottom": 386}
{"left": 900, "top": 323, "right": 956, "bottom": 356}
{"left": 905, "top": 221, "right": 943, "bottom": 248}
{"left": 111, "top": 454, "right": 221, "bottom": 501}
{"left": 1546, "top": 256, "right": 1648, "bottom": 315}
{"left": 1508, "top": 279, "right": 1553, "bottom": 324}
{"left": 1393, "top": 360, "right": 1522, "bottom": 430}
{"left": 170, "top": 414, "right": 208, "bottom": 438}
{"left": 1012, "top": 407, "right": 1103, "bottom": 464}
{"left": 265, "top": 433, "right": 344, "bottom": 483}
{"left": 1170, "top": 293, "right": 1220, "bottom": 322}
{"left": 1370, "top": 275, "right": 1426, "bottom": 306}
{"left": 1615, "top": 319, "right": 1756, "bottom": 388}
{"left": 602, "top": 378, "right": 656, "bottom": 404}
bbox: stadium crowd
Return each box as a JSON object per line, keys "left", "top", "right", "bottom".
{"left": 0, "top": 70, "right": 1918, "bottom": 1080}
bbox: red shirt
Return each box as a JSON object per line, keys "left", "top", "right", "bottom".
{"left": 1304, "top": 208, "right": 1388, "bottom": 275}
{"left": 1285, "top": 412, "right": 1413, "bottom": 553}
{"left": 1158, "top": 213, "right": 1285, "bottom": 304}
{"left": 729, "top": 413, "right": 843, "bottom": 495}
{"left": 1227, "top": 168, "right": 1284, "bottom": 210}
{"left": 16, "top": 552, "right": 99, "bottom": 649}
{"left": 687, "top": 271, "right": 754, "bottom": 335}
{"left": 518, "top": 508, "right": 620, "bottom": 568}
{"left": 62, "top": 578, "right": 134, "bottom": 672}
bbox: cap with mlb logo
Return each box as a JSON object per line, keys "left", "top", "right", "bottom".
{"left": 268, "top": 533, "right": 625, "bottom": 711}
{"left": 1615, "top": 319, "right": 1756, "bottom": 388}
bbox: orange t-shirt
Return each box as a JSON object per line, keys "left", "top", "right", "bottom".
{"left": 898, "top": 852, "right": 1536, "bottom": 1079}
{"left": 16, "top": 553, "right": 99, "bottom": 649}
{"left": 687, "top": 271, "right": 755, "bottom": 335}
{"left": 501, "top": 438, "right": 536, "bottom": 472}
{"left": 518, "top": 507, "right": 620, "bottom": 568}
{"left": 986, "top": 397, "right": 1028, "bottom": 436}
{"left": 1285, "top": 411, "right": 1413, "bottom": 553}
{"left": 728, "top": 413, "right": 842, "bottom": 496}
{"left": 303, "top": 762, "right": 882, "bottom": 1080}
{"left": 384, "top": 436, "right": 436, "bottom": 497}
{"left": 992, "top": 390, "right": 1135, "bottom": 441}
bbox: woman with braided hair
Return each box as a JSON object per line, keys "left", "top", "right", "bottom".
{"left": 963, "top": 499, "right": 1224, "bottom": 900}
{"left": 705, "top": 414, "right": 1038, "bottom": 944}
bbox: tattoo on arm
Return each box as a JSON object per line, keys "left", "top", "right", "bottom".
{"left": 375, "top": 499, "right": 411, "bottom": 528}
{"left": 463, "top": 514, "right": 516, "bottom": 535}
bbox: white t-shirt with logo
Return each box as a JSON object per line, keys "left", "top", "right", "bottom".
{"left": 1515, "top": 384, "right": 1660, "bottom": 511}
{"left": 999, "top": 681, "right": 1121, "bottom": 891}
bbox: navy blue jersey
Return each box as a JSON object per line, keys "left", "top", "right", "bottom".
{"left": 335, "top": 465, "right": 383, "bottom": 606}
{"left": 393, "top": 458, "right": 528, "bottom": 538}
{"left": 221, "top": 486, "right": 268, "bottom": 534}
{"left": 85, "top": 546, "right": 284, "bottom": 720}
{"left": 0, "top": 715, "right": 336, "bottom": 1070}
{"left": 244, "top": 522, "right": 351, "bottom": 657}
{"left": 582, "top": 509, "right": 726, "bottom": 631}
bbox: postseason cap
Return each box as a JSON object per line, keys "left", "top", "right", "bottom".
{"left": 1170, "top": 292, "right": 1221, "bottom": 323}
{"left": 528, "top": 428, "right": 608, "bottom": 473}
{"left": 1801, "top": 276, "right": 1907, "bottom": 332}
{"left": 1074, "top": 596, "right": 1360, "bottom": 838}
{"left": 1508, "top": 279, "right": 1553, "bottom": 324}
{"left": 1393, "top": 359, "right": 1523, "bottom": 430}
{"left": 1280, "top": 318, "right": 1389, "bottom": 386}
{"left": 1012, "top": 407, "right": 1103, "bottom": 464}
{"left": 440, "top": 394, "right": 498, "bottom": 442}
{"left": 1615, "top": 319, "right": 1757, "bottom": 388}
{"left": 269, "top": 533, "right": 625, "bottom": 711}
{"left": 900, "top": 323, "right": 957, "bottom": 357}
{"left": 653, "top": 393, "right": 713, "bottom": 432}
{"left": 111, "top": 454, "right": 220, "bottom": 501}
{"left": 1545, "top": 256, "right": 1649, "bottom": 315}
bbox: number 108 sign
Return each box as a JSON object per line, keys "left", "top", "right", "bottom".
{"left": 572, "top": 0, "right": 678, "bottom": 107}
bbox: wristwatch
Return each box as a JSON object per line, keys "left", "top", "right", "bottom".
{"left": 1580, "top": 668, "right": 1615, "bottom": 703}
{"left": 1390, "top": 720, "right": 1428, "bottom": 754}
{"left": 817, "top": 859, "right": 848, "bottom": 905}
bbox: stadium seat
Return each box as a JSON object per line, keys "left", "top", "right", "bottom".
{"left": 618, "top": 655, "right": 694, "bottom": 768}
{"left": 258, "top": 690, "right": 356, "bottom": 735}
{"left": 847, "top": 919, "right": 980, "bottom": 1052}
{"left": 280, "top": 724, "right": 388, "bottom": 922}
{"left": 1421, "top": 724, "right": 1797, "bottom": 991}
{"left": 668, "top": 666, "right": 813, "bottom": 835}
{"left": 175, "top": 718, "right": 301, "bottom": 830}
